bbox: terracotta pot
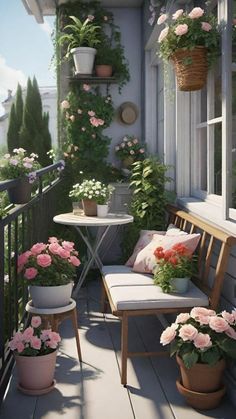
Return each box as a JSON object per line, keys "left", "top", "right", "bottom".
{"left": 82, "top": 199, "right": 97, "bottom": 216}
{"left": 176, "top": 355, "right": 226, "bottom": 392}
{"left": 176, "top": 379, "right": 226, "bottom": 410}
{"left": 122, "top": 156, "right": 135, "bottom": 169}
{"left": 95, "top": 65, "right": 113, "bottom": 77}
{"left": 29, "top": 282, "right": 73, "bottom": 308}
{"left": 8, "top": 177, "right": 32, "bottom": 204}
{"left": 15, "top": 350, "right": 57, "bottom": 395}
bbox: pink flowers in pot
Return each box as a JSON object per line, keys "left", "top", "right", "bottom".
{"left": 18, "top": 237, "right": 81, "bottom": 286}
{"left": 0, "top": 148, "right": 41, "bottom": 183}
{"left": 9, "top": 316, "right": 61, "bottom": 356}
{"left": 160, "top": 307, "right": 236, "bottom": 368}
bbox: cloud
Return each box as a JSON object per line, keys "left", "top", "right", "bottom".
{"left": 0, "top": 55, "right": 27, "bottom": 100}
{"left": 39, "top": 18, "right": 53, "bottom": 37}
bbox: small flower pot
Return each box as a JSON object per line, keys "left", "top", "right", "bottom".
{"left": 97, "top": 204, "right": 109, "bottom": 218}
{"left": 29, "top": 283, "right": 73, "bottom": 308}
{"left": 71, "top": 47, "right": 97, "bottom": 75}
{"left": 8, "top": 177, "right": 32, "bottom": 204}
{"left": 95, "top": 65, "right": 113, "bottom": 77}
{"left": 82, "top": 199, "right": 97, "bottom": 216}
{"left": 122, "top": 157, "right": 135, "bottom": 169}
{"left": 171, "top": 277, "right": 189, "bottom": 293}
{"left": 15, "top": 350, "right": 57, "bottom": 395}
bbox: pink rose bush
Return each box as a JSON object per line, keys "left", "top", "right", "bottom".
{"left": 0, "top": 148, "right": 41, "bottom": 183}
{"left": 9, "top": 316, "right": 61, "bottom": 356}
{"left": 18, "top": 237, "right": 80, "bottom": 286}
{"left": 115, "top": 135, "right": 146, "bottom": 163}
{"left": 160, "top": 307, "right": 236, "bottom": 369}
{"left": 157, "top": 7, "right": 219, "bottom": 68}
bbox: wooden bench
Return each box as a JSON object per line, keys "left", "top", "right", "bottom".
{"left": 101, "top": 204, "right": 236, "bottom": 385}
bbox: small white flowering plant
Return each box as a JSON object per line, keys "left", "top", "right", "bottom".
{"left": 0, "top": 148, "right": 41, "bottom": 183}
{"left": 157, "top": 7, "right": 219, "bottom": 67}
{"left": 115, "top": 135, "right": 145, "bottom": 161}
{"left": 160, "top": 307, "right": 236, "bottom": 369}
{"left": 69, "top": 179, "right": 114, "bottom": 205}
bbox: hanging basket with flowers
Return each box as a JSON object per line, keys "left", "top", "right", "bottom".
{"left": 157, "top": 7, "right": 220, "bottom": 91}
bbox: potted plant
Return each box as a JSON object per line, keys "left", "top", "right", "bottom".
{"left": 95, "top": 42, "right": 114, "bottom": 77}
{"left": 160, "top": 307, "right": 236, "bottom": 409}
{"left": 157, "top": 7, "right": 220, "bottom": 91}
{"left": 153, "top": 242, "right": 197, "bottom": 293}
{"left": 0, "top": 148, "right": 40, "bottom": 204}
{"left": 115, "top": 135, "right": 145, "bottom": 168}
{"left": 95, "top": 182, "right": 115, "bottom": 217}
{"left": 18, "top": 237, "right": 81, "bottom": 308}
{"left": 58, "top": 15, "right": 101, "bottom": 74}
{"left": 9, "top": 316, "right": 61, "bottom": 395}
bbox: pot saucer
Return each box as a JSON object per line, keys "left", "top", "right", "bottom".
{"left": 18, "top": 379, "right": 56, "bottom": 395}
{"left": 176, "top": 378, "right": 226, "bottom": 410}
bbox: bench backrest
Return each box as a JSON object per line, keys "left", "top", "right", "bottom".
{"left": 167, "top": 205, "right": 236, "bottom": 309}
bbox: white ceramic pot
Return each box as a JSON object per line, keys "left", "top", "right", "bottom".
{"left": 29, "top": 282, "right": 73, "bottom": 308}
{"left": 171, "top": 277, "right": 189, "bottom": 293}
{"left": 71, "top": 47, "right": 97, "bottom": 74}
{"left": 97, "top": 204, "right": 109, "bottom": 218}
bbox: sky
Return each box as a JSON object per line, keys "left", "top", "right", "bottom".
{"left": 0, "top": 0, "right": 56, "bottom": 115}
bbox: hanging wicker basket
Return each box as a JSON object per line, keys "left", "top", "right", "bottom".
{"left": 171, "top": 46, "right": 208, "bottom": 92}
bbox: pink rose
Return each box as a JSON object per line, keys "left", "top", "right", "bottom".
{"left": 31, "top": 316, "right": 42, "bottom": 328}
{"left": 197, "top": 315, "right": 210, "bottom": 325}
{"left": 189, "top": 7, "right": 204, "bottom": 19}
{"left": 232, "top": 310, "right": 236, "bottom": 322}
{"left": 40, "top": 330, "right": 50, "bottom": 342}
{"left": 83, "top": 83, "right": 91, "bottom": 91}
{"left": 209, "top": 316, "right": 229, "bottom": 333}
{"left": 201, "top": 22, "right": 212, "bottom": 32}
{"left": 31, "top": 243, "right": 47, "bottom": 255}
{"left": 158, "top": 27, "right": 169, "bottom": 43}
{"left": 61, "top": 100, "right": 70, "bottom": 109}
{"left": 88, "top": 110, "right": 95, "bottom": 116}
{"left": 190, "top": 307, "right": 216, "bottom": 319}
{"left": 179, "top": 324, "right": 198, "bottom": 341}
{"left": 69, "top": 115, "right": 75, "bottom": 122}
{"left": 22, "top": 327, "right": 34, "bottom": 342}
{"left": 221, "top": 310, "right": 235, "bottom": 325}
{"left": 160, "top": 325, "right": 177, "bottom": 345}
{"left": 37, "top": 254, "right": 52, "bottom": 268}
{"left": 172, "top": 9, "right": 183, "bottom": 20}
{"left": 48, "top": 243, "right": 62, "bottom": 255}
{"left": 90, "top": 117, "right": 100, "bottom": 127}
{"left": 69, "top": 256, "right": 81, "bottom": 267}
{"left": 24, "top": 267, "right": 38, "bottom": 280}
{"left": 174, "top": 24, "right": 188, "bottom": 36}
{"left": 58, "top": 248, "right": 70, "bottom": 259}
{"left": 175, "top": 313, "right": 190, "bottom": 324}
{"left": 30, "top": 336, "right": 41, "bottom": 350}
{"left": 18, "top": 251, "right": 31, "bottom": 267}
{"left": 9, "top": 332, "right": 23, "bottom": 351}
{"left": 194, "top": 333, "right": 212, "bottom": 349}
{"left": 225, "top": 327, "right": 236, "bottom": 340}
{"left": 77, "top": 109, "right": 82, "bottom": 114}
{"left": 16, "top": 342, "right": 25, "bottom": 353}
{"left": 157, "top": 14, "right": 167, "bottom": 25}
{"left": 97, "top": 118, "right": 104, "bottom": 126}
{"left": 62, "top": 241, "right": 75, "bottom": 251}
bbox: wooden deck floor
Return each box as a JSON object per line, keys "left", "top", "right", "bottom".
{"left": 0, "top": 279, "right": 235, "bottom": 419}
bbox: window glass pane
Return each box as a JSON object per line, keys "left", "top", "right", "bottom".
{"left": 214, "top": 124, "right": 222, "bottom": 195}
{"left": 214, "top": 62, "right": 221, "bottom": 119}
{"left": 199, "top": 127, "right": 207, "bottom": 191}
{"left": 232, "top": 73, "right": 236, "bottom": 207}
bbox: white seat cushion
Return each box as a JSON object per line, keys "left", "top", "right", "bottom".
{"left": 102, "top": 265, "right": 154, "bottom": 289}
{"left": 108, "top": 281, "right": 209, "bottom": 310}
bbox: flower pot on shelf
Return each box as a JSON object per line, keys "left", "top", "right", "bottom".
{"left": 71, "top": 47, "right": 97, "bottom": 75}
{"left": 15, "top": 350, "right": 57, "bottom": 395}
{"left": 95, "top": 65, "right": 113, "bottom": 77}
{"left": 97, "top": 204, "right": 109, "bottom": 218}
{"left": 171, "top": 46, "right": 208, "bottom": 92}
{"left": 8, "top": 177, "right": 32, "bottom": 204}
{"left": 82, "top": 199, "right": 97, "bottom": 216}
{"left": 29, "top": 282, "right": 73, "bottom": 308}
{"left": 176, "top": 355, "right": 226, "bottom": 409}
{"left": 171, "top": 277, "right": 189, "bottom": 293}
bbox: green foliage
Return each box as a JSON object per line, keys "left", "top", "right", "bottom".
{"left": 15, "top": 83, "right": 23, "bottom": 133}
{"left": 58, "top": 15, "right": 101, "bottom": 56}
{"left": 158, "top": 8, "right": 220, "bottom": 68}
{"left": 0, "top": 149, "right": 40, "bottom": 181}
{"left": 123, "top": 157, "right": 173, "bottom": 260}
{"left": 161, "top": 307, "right": 236, "bottom": 369}
{"left": 7, "top": 103, "right": 18, "bottom": 152}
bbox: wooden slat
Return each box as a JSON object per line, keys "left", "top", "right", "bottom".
{"left": 203, "top": 235, "right": 215, "bottom": 284}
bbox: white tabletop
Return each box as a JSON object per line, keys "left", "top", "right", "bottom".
{"left": 53, "top": 212, "right": 134, "bottom": 227}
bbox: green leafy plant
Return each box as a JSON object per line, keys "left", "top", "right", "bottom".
{"left": 157, "top": 7, "right": 219, "bottom": 67}
{"left": 0, "top": 148, "right": 40, "bottom": 182}
{"left": 160, "top": 307, "right": 236, "bottom": 368}
{"left": 153, "top": 243, "right": 197, "bottom": 293}
{"left": 58, "top": 15, "right": 101, "bottom": 58}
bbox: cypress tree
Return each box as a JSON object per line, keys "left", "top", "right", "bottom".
{"left": 19, "top": 78, "right": 35, "bottom": 153}
{"left": 42, "top": 112, "right": 52, "bottom": 166}
{"left": 15, "top": 83, "right": 23, "bottom": 134}
{"left": 7, "top": 103, "right": 18, "bottom": 152}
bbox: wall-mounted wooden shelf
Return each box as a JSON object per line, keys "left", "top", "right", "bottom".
{"left": 68, "top": 75, "right": 117, "bottom": 84}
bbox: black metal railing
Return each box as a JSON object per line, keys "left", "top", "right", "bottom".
{"left": 0, "top": 161, "right": 64, "bottom": 401}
